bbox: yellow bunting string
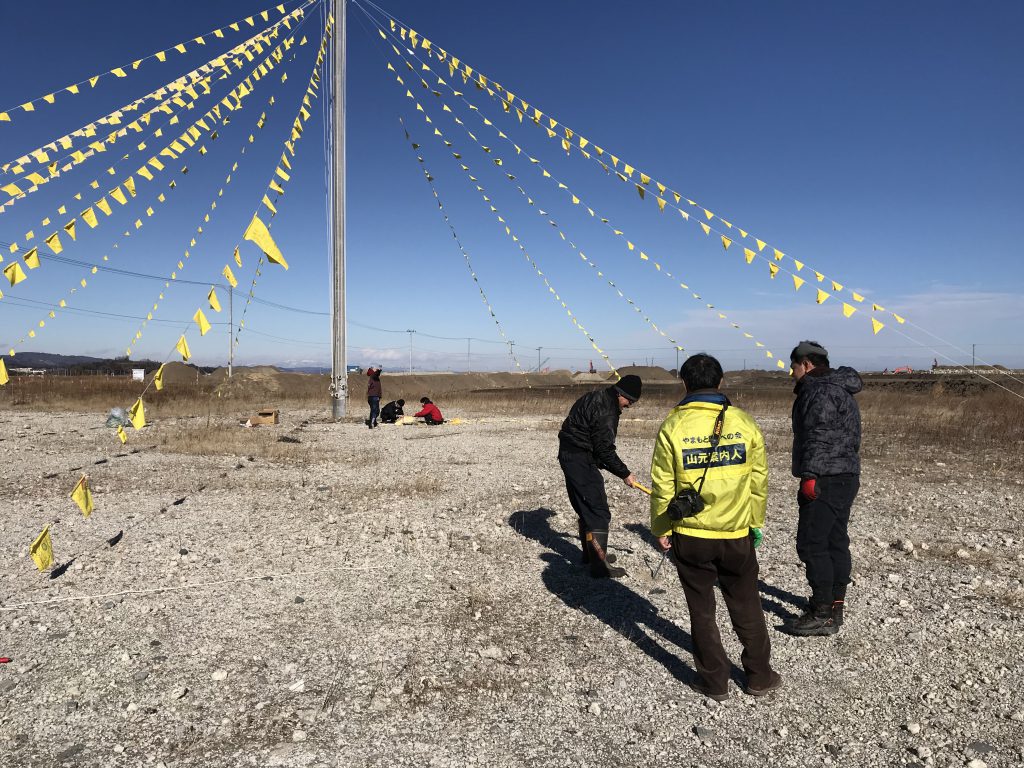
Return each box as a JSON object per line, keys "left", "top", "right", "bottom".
{"left": 397, "top": 119, "right": 527, "bottom": 377}
{"left": 387, "top": 18, "right": 905, "bottom": 335}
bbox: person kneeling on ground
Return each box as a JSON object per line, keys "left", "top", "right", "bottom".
{"left": 414, "top": 397, "right": 444, "bottom": 425}
{"left": 379, "top": 399, "right": 405, "bottom": 424}
{"left": 650, "top": 353, "right": 781, "bottom": 701}
{"left": 557, "top": 374, "right": 641, "bottom": 579}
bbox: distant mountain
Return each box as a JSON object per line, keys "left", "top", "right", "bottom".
{"left": 1, "top": 351, "right": 106, "bottom": 368}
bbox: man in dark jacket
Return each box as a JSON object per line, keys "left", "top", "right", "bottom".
{"left": 788, "top": 341, "right": 862, "bottom": 636}
{"left": 366, "top": 367, "right": 383, "bottom": 429}
{"left": 379, "top": 399, "right": 405, "bottom": 424}
{"left": 557, "top": 375, "right": 641, "bottom": 578}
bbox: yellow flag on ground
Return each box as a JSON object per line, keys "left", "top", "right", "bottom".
{"left": 129, "top": 397, "right": 146, "bottom": 429}
{"left": 30, "top": 525, "right": 54, "bottom": 571}
{"left": 176, "top": 335, "right": 191, "bottom": 361}
{"left": 117, "top": 424, "right": 128, "bottom": 444}
{"left": 194, "top": 308, "right": 211, "bottom": 336}
{"left": 153, "top": 364, "right": 164, "bottom": 390}
{"left": 222, "top": 264, "right": 238, "bottom": 287}
{"left": 70, "top": 475, "right": 94, "bottom": 517}
{"left": 208, "top": 286, "right": 221, "bottom": 312}
{"left": 0, "top": 358, "right": 8, "bottom": 385}
{"left": 243, "top": 214, "right": 289, "bottom": 269}
{"left": 872, "top": 317, "right": 885, "bottom": 335}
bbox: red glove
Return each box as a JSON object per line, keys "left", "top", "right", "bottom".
{"left": 800, "top": 477, "right": 818, "bottom": 500}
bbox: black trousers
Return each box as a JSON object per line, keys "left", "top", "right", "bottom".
{"left": 673, "top": 534, "right": 774, "bottom": 693}
{"left": 796, "top": 473, "right": 859, "bottom": 605}
{"left": 424, "top": 415, "right": 443, "bottom": 425}
{"left": 558, "top": 450, "right": 611, "bottom": 533}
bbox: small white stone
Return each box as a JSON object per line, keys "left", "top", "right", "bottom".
{"left": 906, "top": 722, "right": 921, "bottom": 735}
{"left": 211, "top": 669, "right": 228, "bottom": 681}
{"left": 292, "top": 730, "right": 307, "bottom": 742}
{"left": 915, "top": 746, "right": 931, "bottom": 759}
{"left": 113, "top": 745, "right": 125, "bottom": 754}
{"left": 966, "top": 760, "right": 987, "bottom": 768}
{"left": 588, "top": 702, "right": 601, "bottom": 716}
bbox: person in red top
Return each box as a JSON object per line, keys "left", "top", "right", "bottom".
{"left": 414, "top": 397, "right": 444, "bottom": 425}
{"left": 366, "top": 367, "right": 383, "bottom": 429}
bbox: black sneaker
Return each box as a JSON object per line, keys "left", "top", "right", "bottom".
{"left": 688, "top": 681, "right": 730, "bottom": 702}
{"left": 746, "top": 672, "right": 784, "bottom": 697}
{"left": 788, "top": 603, "right": 839, "bottom": 636}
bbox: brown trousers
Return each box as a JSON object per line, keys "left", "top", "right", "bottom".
{"left": 672, "top": 533, "right": 774, "bottom": 693}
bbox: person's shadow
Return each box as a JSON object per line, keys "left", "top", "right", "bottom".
{"left": 625, "top": 523, "right": 807, "bottom": 624}
{"left": 510, "top": 508, "right": 706, "bottom": 685}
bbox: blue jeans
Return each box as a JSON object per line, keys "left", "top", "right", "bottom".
{"left": 367, "top": 396, "right": 380, "bottom": 426}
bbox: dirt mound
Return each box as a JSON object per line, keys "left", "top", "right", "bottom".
{"left": 615, "top": 365, "right": 676, "bottom": 382}
{"left": 146, "top": 361, "right": 204, "bottom": 387}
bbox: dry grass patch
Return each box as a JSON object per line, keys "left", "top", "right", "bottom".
{"left": 156, "top": 425, "right": 312, "bottom": 463}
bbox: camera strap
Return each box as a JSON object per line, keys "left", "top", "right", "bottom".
{"left": 692, "top": 404, "right": 729, "bottom": 497}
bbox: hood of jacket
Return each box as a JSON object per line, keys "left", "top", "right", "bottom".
{"left": 795, "top": 365, "right": 863, "bottom": 396}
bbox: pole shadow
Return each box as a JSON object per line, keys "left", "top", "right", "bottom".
{"left": 509, "top": 508, "right": 700, "bottom": 685}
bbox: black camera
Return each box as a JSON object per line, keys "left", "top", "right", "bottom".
{"left": 667, "top": 487, "right": 705, "bottom": 521}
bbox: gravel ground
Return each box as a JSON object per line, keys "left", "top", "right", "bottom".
{"left": 1, "top": 405, "right": 1022, "bottom": 768}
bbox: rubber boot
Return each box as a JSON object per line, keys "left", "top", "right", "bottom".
{"left": 832, "top": 585, "right": 846, "bottom": 628}
{"left": 579, "top": 520, "right": 590, "bottom": 565}
{"left": 587, "top": 530, "right": 626, "bottom": 579}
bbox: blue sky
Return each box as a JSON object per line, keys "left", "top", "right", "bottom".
{"left": 1, "top": 0, "right": 1021, "bottom": 372}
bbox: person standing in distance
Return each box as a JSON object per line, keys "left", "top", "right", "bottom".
{"left": 788, "top": 341, "right": 863, "bottom": 636}
{"left": 650, "top": 354, "right": 780, "bottom": 700}
{"left": 557, "top": 375, "right": 641, "bottom": 579}
{"left": 366, "top": 366, "right": 383, "bottom": 429}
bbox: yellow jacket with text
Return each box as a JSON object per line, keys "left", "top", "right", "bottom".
{"left": 650, "top": 396, "right": 768, "bottom": 539}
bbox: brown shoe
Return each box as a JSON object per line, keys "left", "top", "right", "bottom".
{"left": 746, "top": 672, "right": 784, "bottom": 697}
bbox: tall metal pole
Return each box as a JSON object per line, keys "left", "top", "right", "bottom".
{"left": 406, "top": 329, "right": 415, "bottom": 373}
{"left": 330, "top": 0, "right": 348, "bottom": 420}
{"left": 536, "top": 346, "right": 541, "bottom": 372}
{"left": 228, "top": 285, "right": 234, "bottom": 378}
{"left": 467, "top": 338, "right": 471, "bottom": 373}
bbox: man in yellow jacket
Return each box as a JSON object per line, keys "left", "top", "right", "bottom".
{"left": 650, "top": 354, "right": 781, "bottom": 701}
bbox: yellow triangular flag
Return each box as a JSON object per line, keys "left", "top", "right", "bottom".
{"left": 24, "top": 247, "right": 40, "bottom": 269}
{"left": 81, "top": 207, "right": 98, "bottom": 228}
{"left": 4, "top": 262, "right": 27, "bottom": 285}
{"left": 0, "top": 358, "right": 8, "bottom": 386}
{"left": 792, "top": 275, "right": 805, "bottom": 291}
{"left": 129, "top": 397, "right": 146, "bottom": 430}
{"left": 721, "top": 235, "right": 732, "bottom": 250}
{"left": 30, "top": 526, "right": 54, "bottom": 571}
{"left": 243, "top": 214, "right": 288, "bottom": 269}
{"left": 892, "top": 313, "right": 905, "bottom": 324}
{"left": 773, "top": 248, "right": 784, "bottom": 261}
{"left": 699, "top": 222, "right": 711, "bottom": 236}
{"left": 842, "top": 302, "right": 857, "bottom": 318}
{"left": 175, "top": 335, "right": 191, "bottom": 361}
{"left": 816, "top": 289, "right": 830, "bottom": 304}
{"left": 153, "top": 365, "right": 164, "bottom": 391}
{"left": 768, "top": 263, "right": 779, "bottom": 279}
{"left": 831, "top": 281, "right": 843, "bottom": 292}
{"left": 117, "top": 424, "right": 128, "bottom": 444}
{"left": 872, "top": 317, "right": 885, "bottom": 335}
{"left": 851, "top": 292, "right": 865, "bottom": 303}
{"left": 45, "top": 232, "right": 63, "bottom": 254}
{"left": 755, "top": 239, "right": 766, "bottom": 251}
{"left": 64, "top": 219, "right": 77, "bottom": 241}
{"left": 222, "top": 264, "right": 238, "bottom": 287}
{"left": 194, "top": 308, "right": 211, "bottom": 336}
{"left": 70, "top": 475, "right": 94, "bottom": 517}
{"left": 208, "top": 286, "right": 221, "bottom": 312}
{"left": 872, "top": 303, "right": 885, "bottom": 312}
{"left": 233, "top": 246, "right": 242, "bottom": 267}
{"left": 743, "top": 248, "right": 756, "bottom": 264}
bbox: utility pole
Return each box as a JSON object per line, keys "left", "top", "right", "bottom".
{"left": 228, "top": 285, "right": 233, "bottom": 378}
{"left": 972, "top": 343, "right": 975, "bottom": 368}
{"left": 536, "top": 346, "right": 542, "bottom": 372}
{"left": 329, "top": 0, "right": 348, "bottom": 420}
{"left": 509, "top": 341, "right": 516, "bottom": 373}
{"left": 467, "top": 338, "right": 471, "bottom": 373}
{"left": 406, "top": 329, "right": 415, "bottom": 373}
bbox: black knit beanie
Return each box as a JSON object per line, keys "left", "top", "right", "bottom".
{"left": 614, "top": 374, "right": 642, "bottom": 402}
